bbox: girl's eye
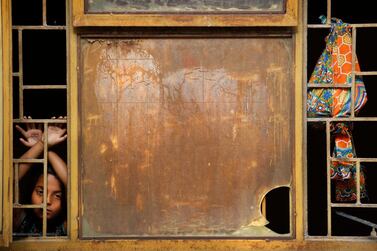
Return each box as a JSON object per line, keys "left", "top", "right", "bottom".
{"left": 55, "top": 193, "right": 62, "bottom": 200}
{"left": 36, "top": 189, "right": 43, "bottom": 196}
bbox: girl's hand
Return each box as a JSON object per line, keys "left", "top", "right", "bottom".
{"left": 47, "top": 116, "right": 67, "bottom": 147}
{"left": 15, "top": 116, "right": 43, "bottom": 147}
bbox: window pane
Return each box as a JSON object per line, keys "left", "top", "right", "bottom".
{"left": 85, "top": 0, "right": 286, "bottom": 13}
{"left": 80, "top": 36, "right": 294, "bottom": 237}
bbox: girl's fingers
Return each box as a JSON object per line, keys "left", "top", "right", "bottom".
{"left": 60, "top": 134, "right": 68, "bottom": 142}
{"left": 19, "top": 138, "right": 31, "bottom": 147}
{"left": 15, "top": 125, "right": 27, "bottom": 136}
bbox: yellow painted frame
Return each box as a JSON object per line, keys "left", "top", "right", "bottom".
{"left": 73, "top": 0, "right": 297, "bottom": 27}
{"left": 1, "top": 0, "right": 11, "bottom": 247}
{"left": 1, "top": 0, "right": 377, "bottom": 249}
{"left": 0, "top": 0, "right": 3, "bottom": 238}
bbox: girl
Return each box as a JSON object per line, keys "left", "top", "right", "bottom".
{"left": 13, "top": 117, "right": 68, "bottom": 236}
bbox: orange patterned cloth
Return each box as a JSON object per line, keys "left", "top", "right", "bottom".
{"left": 307, "top": 18, "right": 367, "bottom": 117}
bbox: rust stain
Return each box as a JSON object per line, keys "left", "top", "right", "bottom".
{"left": 136, "top": 193, "right": 144, "bottom": 211}
{"left": 110, "top": 173, "right": 117, "bottom": 199}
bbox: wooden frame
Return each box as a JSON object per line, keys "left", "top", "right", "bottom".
{"left": 1, "top": 0, "right": 377, "bottom": 249}
{"left": 0, "top": 0, "right": 3, "bottom": 237}
{"left": 73, "top": 0, "right": 297, "bottom": 27}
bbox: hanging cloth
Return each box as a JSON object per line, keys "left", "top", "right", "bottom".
{"left": 330, "top": 123, "right": 367, "bottom": 202}
{"left": 307, "top": 18, "right": 367, "bottom": 117}
{"left": 307, "top": 18, "right": 368, "bottom": 202}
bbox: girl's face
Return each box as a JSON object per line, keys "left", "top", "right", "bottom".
{"left": 31, "top": 174, "right": 63, "bottom": 220}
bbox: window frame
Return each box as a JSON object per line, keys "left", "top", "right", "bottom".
{"left": 72, "top": 0, "right": 298, "bottom": 27}
{"left": 1, "top": 0, "right": 377, "bottom": 249}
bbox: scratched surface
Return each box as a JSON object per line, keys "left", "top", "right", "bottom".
{"left": 85, "top": 0, "right": 285, "bottom": 13}
{"left": 80, "top": 37, "right": 293, "bottom": 236}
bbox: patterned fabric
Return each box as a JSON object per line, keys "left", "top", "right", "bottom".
{"left": 307, "top": 18, "right": 368, "bottom": 202}
{"left": 330, "top": 123, "right": 367, "bottom": 202}
{"left": 307, "top": 18, "right": 367, "bottom": 118}
{"left": 17, "top": 212, "right": 66, "bottom": 236}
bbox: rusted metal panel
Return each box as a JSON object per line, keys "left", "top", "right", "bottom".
{"left": 80, "top": 37, "right": 294, "bottom": 237}
{"left": 85, "top": 0, "right": 286, "bottom": 13}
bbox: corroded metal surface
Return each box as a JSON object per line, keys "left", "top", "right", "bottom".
{"left": 80, "top": 37, "right": 293, "bottom": 237}
{"left": 86, "top": 0, "right": 286, "bottom": 13}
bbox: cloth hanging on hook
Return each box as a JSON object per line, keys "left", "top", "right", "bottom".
{"left": 330, "top": 123, "right": 367, "bottom": 202}
{"left": 307, "top": 18, "right": 367, "bottom": 117}
{"left": 307, "top": 18, "right": 368, "bottom": 202}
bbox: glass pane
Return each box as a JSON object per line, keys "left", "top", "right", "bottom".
{"left": 80, "top": 36, "right": 294, "bottom": 237}
{"left": 85, "top": 0, "right": 286, "bottom": 13}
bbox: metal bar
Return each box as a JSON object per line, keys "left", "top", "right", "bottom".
{"left": 308, "top": 24, "right": 377, "bottom": 28}
{"left": 18, "top": 29, "right": 23, "bottom": 118}
{"left": 308, "top": 117, "right": 377, "bottom": 122}
{"left": 11, "top": 26, "right": 66, "bottom": 30}
{"left": 306, "top": 235, "right": 377, "bottom": 241}
{"left": 307, "top": 84, "right": 351, "bottom": 88}
{"left": 307, "top": 24, "right": 331, "bottom": 28}
{"left": 13, "top": 119, "right": 67, "bottom": 123}
{"left": 11, "top": 234, "right": 68, "bottom": 239}
{"left": 43, "top": 123, "right": 47, "bottom": 237}
{"left": 13, "top": 158, "right": 44, "bottom": 163}
{"left": 326, "top": 0, "right": 331, "bottom": 25}
{"left": 14, "top": 163, "right": 19, "bottom": 204}
{"left": 23, "top": 85, "right": 67, "bottom": 90}
{"left": 356, "top": 161, "right": 361, "bottom": 204}
{"left": 351, "top": 26, "right": 356, "bottom": 118}
{"left": 331, "top": 203, "right": 377, "bottom": 208}
{"left": 330, "top": 157, "right": 377, "bottom": 162}
{"left": 13, "top": 204, "right": 43, "bottom": 209}
{"left": 335, "top": 211, "right": 377, "bottom": 229}
{"left": 43, "top": 0, "right": 47, "bottom": 26}
{"left": 326, "top": 121, "right": 331, "bottom": 236}
{"left": 66, "top": 0, "right": 71, "bottom": 237}
{"left": 355, "top": 71, "right": 377, "bottom": 76}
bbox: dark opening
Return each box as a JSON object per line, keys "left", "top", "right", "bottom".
{"left": 47, "top": 0, "right": 66, "bottom": 25}
{"left": 352, "top": 122, "right": 377, "bottom": 158}
{"left": 22, "top": 30, "right": 66, "bottom": 85}
{"left": 13, "top": 76, "right": 19, "bottom": 119}
{"left": 265, "top": 187, "right": 290, "bottom": 234}
{"left": 307, "top": 122, "right": 328, "bottom": 236}
{"left": 332, "top": 0, "right": 377, "bottom": 24}
{"left": 307, "top": 0, "right": 327, "bottom": 25}
{"left": 332, "top": 208, "right": 377, "bottom": 236}
{"left": 12, "top": 0, "right": 43, "bottom": 26}
{"left": 12, "top": 29, "right": 19, "bottom": 73}
{"left": 23, "top": 89, "right": 67, "bottom": 119}
{"left": 361, "top": 163, "right": 377, "bottom": 204}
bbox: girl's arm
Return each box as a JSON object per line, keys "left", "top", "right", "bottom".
{"left": 16, "top": 121, "right": 44, "bottom": 180}
{"left": 48, "top": 151, "right": 68, "bottom": 187}
{"left": 18, "top": 140, "right": 44, "bottom": 180}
